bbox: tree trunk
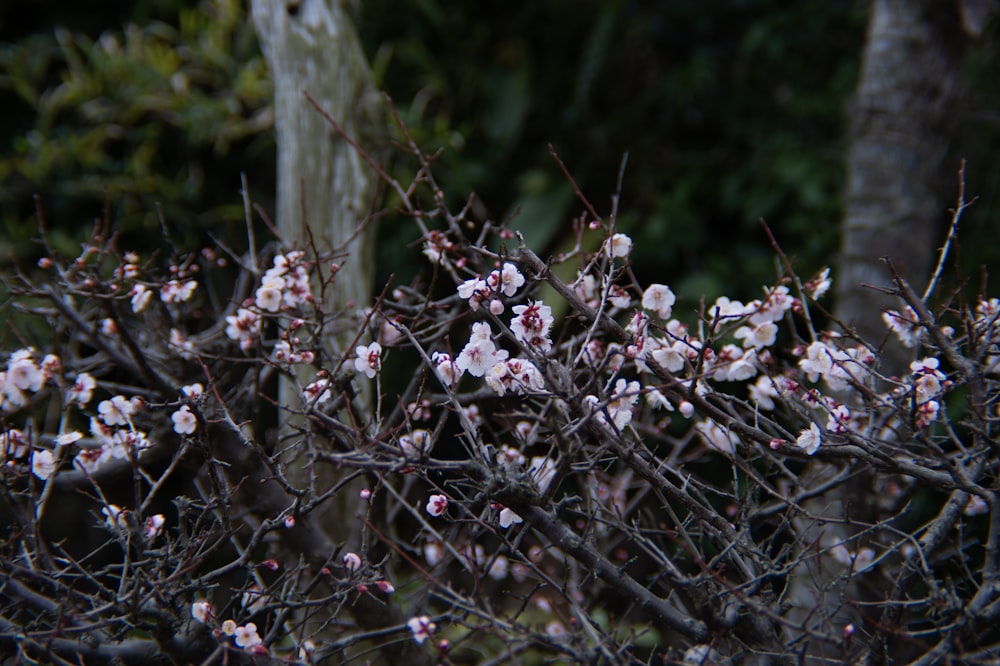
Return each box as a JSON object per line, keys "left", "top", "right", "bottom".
{"left": 786, "top": 3, "right": 970, "bottom": 661}
{"left": 251, "top": 0, "right": 379, "bottom": 547}
{"left": 252, "top": 0, "right": 378, "bottom": 327}
{"left": 835, "top": 0, "right": 965, "bottom": 373}
{"left": 250, "top": 4, "right": 428, "bottom": 663}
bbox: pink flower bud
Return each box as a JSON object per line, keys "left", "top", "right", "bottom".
{"left": 360, "top": 488, "right": 372, "bottom": 500}
{"left": 283, "top": 515, "right": 295, "bottom": 529}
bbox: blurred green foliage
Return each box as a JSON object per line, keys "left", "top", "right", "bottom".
{"left": 0, "top": 0, "right": 273, "bottom": 262}
{"left": 3, "top": 0, "right": 999, "bottom": 302}
{"left": 364, "top": 0, "right": 866, "bottom": 300}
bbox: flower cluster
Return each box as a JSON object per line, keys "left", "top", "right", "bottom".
{"left": 3, "top": 147, "right": 995, "bottom": 666}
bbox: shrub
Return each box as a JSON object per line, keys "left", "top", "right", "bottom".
{"left": 1, "top": 131, "right": 997, "bottom": 664}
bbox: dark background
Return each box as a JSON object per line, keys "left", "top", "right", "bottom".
{"left": 2, "top": 0, "right": 999, "bottom": 301}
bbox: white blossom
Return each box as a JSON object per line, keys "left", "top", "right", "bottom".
{"left": 641, "top": 284, "right": 676, "bottom": 320}
{"left": 735, "top": 321, "right": 777, "bottom": 349}
{"left": 191, "top": 600, "right": 212, "bottom": 624}
{"left": 144, "top": 514, "right": 165, "bottom": 540}
{"left": 171, "top": 405, "right": 198, "bottom": 435}
{"left": 607, "top": 233, "right": 633, "bottom": 259}
{"left": 883, "top": 307, "right": 922, "bottom": 348}
{"left": 130, "top": 284, "right": 152, "bottom": 313}
{"left": 426, "top": 494, "right": 449, "bottom": 517}
{"left": 7, "top": 349, "right": 45, "bottom": 393}
{"left": 399, "top": 429, "right": 432, "bottom": 457}
{"left": 234, "top": 622, "right": 262, "bottom": 650}
{"left": 498, "top": 506, "right": 524, "bottom": 528}
{"left": 98, "top": 395, "right": 134, "bottom": 427}
{"left": 254, "top": 278, "right": 284, "bottom": 312}
{"left": 456, "top": 328, "right": 508, "bottom": 377}
{"left": 431, "top": 352, "right": 461, "bottom": 387}
{"left": 510, "top": 301, "right": 554, "bottom": 351}
{"left": 695, "top": 419, "right": 739, "bottom": 454}
{"left": 342, "top": 552, "right": 362, "bottom": 572}
{"left": 31, "top": 449, "right": 56, "bottom": 480}
{"left": 457, "top": 276, "right": 490, "bottom": 310}
{"left": 407, "top": 615, "right": 436, "bottom": 644}
{"left": 160, "top": 279, "right": 198, "bottom": 303}
{"left": 73, "top": 446, "right": 110, "bottom": 475}
{"left": 354, "top": 342, "right": 382, "bottom": 379}
{"left": 795, "top": 423, "right": 822, "bottom": 456}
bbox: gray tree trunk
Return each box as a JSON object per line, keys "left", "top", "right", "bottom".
{"left": 250, "top": 5, "right": 431, "bottom": 663}
{"left": 835, "top": 0, "right": 965, "bottom": 372}
{"left": 251, "top": 0, "right": 380, "bottom": 548}
{"left": 787, "top": 3, "right": 970, "bottom": 661}
{"left": 252, "top": 0, "right": 378, "bottom": 325}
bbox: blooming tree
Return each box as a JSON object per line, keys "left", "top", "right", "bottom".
{"left": 0, "top": 125, "right": 997, "bottom": 665}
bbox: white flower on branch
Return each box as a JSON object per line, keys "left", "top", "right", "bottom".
{"left": 7, "top": 349, "right": 45, "bottom": 393}
{"left": 191, "top": 600, "right": 212, "bottom": 625}
{"left": 171, "top": 405, "right": 197, "bottom": 435}
{"left": 426, "top": 494, "right": 449, "bottom": 517}
{"left": 795, "top": 423, "right": 822, "bottom": 456}
{"left": 695, "top": 419, "right": 739, "bottom": 454}
{"left": 234, "top": 622, "right": 262, "bottom": 650}
{"left": 130, "top": 284, "right": 152, "bottom": 313}
{"left": 160, "top": 279, "right": 198, "bottom": 303}
{"left": 485, "top": 358, "right": 545, "bottom": 396}
{"left": 102, "top": 504, "right": 129, "bottom": 530}
{"left": 143, "top": 514, "right": 165, "bottom": 540}
{"left": 749, "top": 285, "right": 795, "bottom": 325}
{"left": 399, "top": 429, "right": 432, "bottom": 457}
{"left": 606, "top": 232, "right": 632, "bottom": 259}
{"left": 354, "top": 342, "right": 382, "bottom": 379}
{"left": 407, "top": 615, "right": 436, "bottom": 644}
{"left": 73, "top": 446, "right": 109, "bottom": 475}
{"left": 485, "top": 262, "right": 525, "bottom": 297}
{"left": 456, "top": 325, "right": 507, "bottom": 377}
{"left": 735, "top": 321, "right": 778, "bottom": 349}
{"left": 498, "top": 506, "right": 523, "bottom": 529}
{"left": 98, "top": 395, "right": 134, "bottom": 427}
{"left": 805, "top": 267, "right": 832, "bottom": 300}
{"left": 342, "top": 552, "right": 362, "bottom": 573}
{"left": 31, "top": 448, "right": 56, "bottom": 480}
{"left": 54, "top": 431, "right": 83, "bottom": 446}
{"left": 510, "top": 301, "right": 554, "bottom": 352}
{"left": 431, "top": 352, "right": 462, "bottom": 388}
{"left": 225, "top": 308, "right": 261, "bottom": 349}
{"left": 641, "top": 283, "right": 676, "bottom": 320}
{"left": 254, "top": 279, "right": 284, "bottom": 312}
{"left": 457, "top": 276, "right": 490, "bottom": 310}
{"left": 883, "top": 306, "right": 922, "bottom": 348}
